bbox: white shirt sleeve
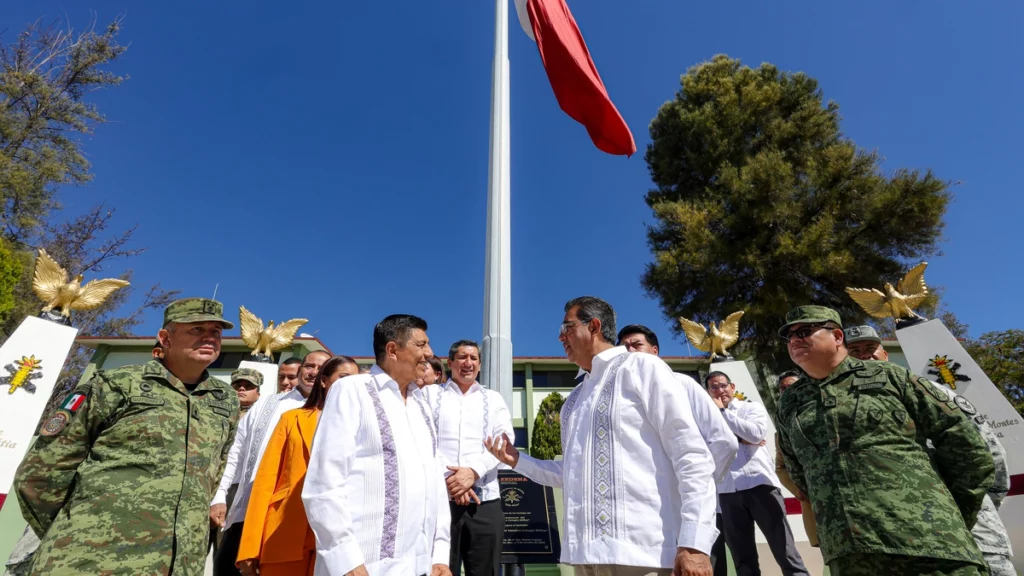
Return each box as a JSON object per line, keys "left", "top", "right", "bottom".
{"left": 633, "top": 357, "right": 718, "bottom": 555}
{"left": 211, "top": 405, "right": 253, "bottom": 506}
{"left": 432, "top": 452, "right": 452, "bottom": 565}
{"left": 677, "top": 374, "right": 738, "bottom": 483}
{"left": 468, "top": 391, "right": 516, "bottom": 478}
{"left": 722, "top": 400, "right": 768, "bottom": 444}
{"left": 514, "top": 453, "right": 564, "bottom": 488}
{"left": 302, "top": 384, "right": 365, "bottom": 574}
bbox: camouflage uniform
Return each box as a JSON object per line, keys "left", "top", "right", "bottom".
{"left": 13, "top": 298, "right": 239, "bottom": 576}
{"left": 2, "top": 527, "right": 38, "bottom": 576}
{"left": 928, "top": 383, "right": 1015, "bottom": 576}
{"left": 776, "top": 306, "right": 995, "bottom": 576}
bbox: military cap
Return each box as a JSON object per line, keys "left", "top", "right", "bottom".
{"left": 162, "top": 298, "right": 234, "bottom": 329}
{"left": 777, "top": 305, "right": 843, "bottom": 337}
{"left": 230, "top": 367, "right": 263, "bottom": 388}
{"left": 844, "top": 324, "right": 882, "bottom": 344}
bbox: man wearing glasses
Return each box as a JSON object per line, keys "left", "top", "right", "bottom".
{"left": 776, "top": 306, "right": 995, "bottom": 576}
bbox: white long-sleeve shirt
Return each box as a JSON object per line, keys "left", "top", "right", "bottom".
{"left": 303, "top": 366, "right": 450, "bottom": 576}
{"left": 427, "top": 380, "right": 514, "bottom": 502}
{"left": 717, "top": 399, "right": 782, "bottom": 494}
{"left": 673, "top": 373, "right": 737, "bottom": 482}
{"left": 212, "top": 388, "right": 306, "bottom": 528}
{"left": 516, "top": 346, "right": 719, "bottom": 567}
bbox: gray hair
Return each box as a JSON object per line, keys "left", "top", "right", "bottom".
{"left": 564, "top": 296, "right": 616, "bottom": 344}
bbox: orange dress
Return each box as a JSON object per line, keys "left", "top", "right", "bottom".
{"left": 236, "top": 408, "right": 320, "bottom": 576}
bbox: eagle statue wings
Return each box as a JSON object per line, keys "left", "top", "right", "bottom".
{"left": 239, "top": 305, "right": 308, "bottom": 359}
{"left": 845, "top": 262, "right": 929, "bottom": 320}
{"left": 679, "top": 310, "right": 745, "bottom": 361}
{"left": 31, "top": 249, "right": 130, "bottom": 318}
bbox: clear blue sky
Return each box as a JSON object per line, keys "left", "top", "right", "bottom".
{"left": 3, "top": 1, "right": 1021, "bottom": 357}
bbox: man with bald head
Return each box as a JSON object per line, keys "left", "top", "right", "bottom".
{"left": 211, "top": 349, "right": 330, "bottom": 576}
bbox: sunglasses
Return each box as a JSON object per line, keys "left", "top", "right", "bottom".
{"left": 781, "top": 323, "right": 832, "bottom": 342}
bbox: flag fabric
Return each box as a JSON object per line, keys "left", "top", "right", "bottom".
{"left": 514, "top": 0, "right": 636, "bottom": 156}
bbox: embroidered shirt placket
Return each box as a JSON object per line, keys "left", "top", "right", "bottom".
{"left": 589, "top": 354, "right": 628, "bottom": 540}
{"left": 364, "top": 380, "right": 400, "bottom": 560}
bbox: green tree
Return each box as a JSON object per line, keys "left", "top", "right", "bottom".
{"left": 643, "top": 55, "right": 950, "bottom": 369}
{"left": 0, "top": 17, "right": 127, "bottom": 242}
{"left": 531, "top": 392, "right": 566, "bottom": 459}
{"left": 965, "top": 329, "right": 1024, "bottom": 417}
{"left": 0, "top": 237, "right": 22, "bottom": 326}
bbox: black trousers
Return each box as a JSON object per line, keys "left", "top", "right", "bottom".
{"left": 719, "top": 485, "right": 809, "bottom": 576}
{"left": 449, "top": 499, "right": 505, "bottom": 576}
{"left": 710, "top": 513, "right": 728, "bottom": 576}
{"left": 213, "top": 522, "right": 244, "bottom": 576}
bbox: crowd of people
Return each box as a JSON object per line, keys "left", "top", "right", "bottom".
{"left": 2, "top": 296, "right": 1015, "bottom": 576}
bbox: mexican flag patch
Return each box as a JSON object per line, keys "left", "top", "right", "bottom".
{"left": 60, "top": 392, "right": 87, "bottom": 414}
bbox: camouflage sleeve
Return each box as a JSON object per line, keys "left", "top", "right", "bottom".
{"left": 14, "top": 374, "right": 121, "bottom": 536}
{"left": 216, "top": 409, "right": 240, "bottom": 482}
{"left": 777, "top": 418, "right": 808, "bottom": 496}
{"left": 901, "top": 370, "right": 994, "bottom": 528}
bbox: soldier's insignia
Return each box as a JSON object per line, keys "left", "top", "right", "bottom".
{"left": 40, "top": 410, "right": 71, "bottom": 436}
{"left": 953, "top": 395, "right": 977, "bottom": 416}
{"left": 0, "top": 355, "right": 43, "bottom": 394}
{"left": 59, "top": 391, "right": 88, "bottom": 415}
{"left": 927, "top": 355, "right": 970, "bottom": 390}
{"left": 139, "top": 382, "right": 153, "bottom": 392}
{"left": 212, "top": 389, "right": 227, "bottom": 401}
{"left": 734, "top": 391, "right": 748, "bottom": 401}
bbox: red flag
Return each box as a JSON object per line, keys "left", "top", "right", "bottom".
{"left": 515, "top": 0, "right": 636, "bottom": 156}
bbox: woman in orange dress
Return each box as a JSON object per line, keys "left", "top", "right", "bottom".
{"left": 236, "top": 355, "right": 359, "bottom": 576}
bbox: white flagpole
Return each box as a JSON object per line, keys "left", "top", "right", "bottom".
{"left": 481, "top": 0, "right": 513, "bottom": 411}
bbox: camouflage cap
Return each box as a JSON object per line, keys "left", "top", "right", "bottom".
{"left": 777, "top": 305, "right": 843, "bottom": 337}
{"left": 162, "top": 298, "right": 234, "bottom": 329}
{"left": 844, "top": 325, "right": 882, "bottom": 344}
{"left": 231, "top": 367, "right": 263, "bottom": 388}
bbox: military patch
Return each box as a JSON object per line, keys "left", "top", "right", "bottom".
{"left": 853, "top": 381, "right": 885, "bottom": 391}
{"left": 40, "top": 409, "right": 71, "bottom": 436}
{"left": 893, "top": 410, "right": 907, "bottom": 425}
{"left": 917, "top": 377, "right": 949, "bottom": 401}
{"left": 927, "top": 354, "right": 971, "bottom": 390}
{"left": 129, "top": 396, "right": 165, "bottom": 407}
{"left": 211, "top": 406, "right": 232, "bottom": 418}
{"left": 139, "top": 381, "right": 153, "bottom": 392}
{"left": 953, "top": 395, "right": 977, "bottom": 416}
{"left": 60, "top": 392, "right": 88, "bottom": 414}
{"left": 211, "top": 389, "right": 227, "bottom": 401}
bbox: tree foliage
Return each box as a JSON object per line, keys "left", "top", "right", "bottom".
{"left": 530, "top": 392, "right": 566, "bottom": 460}
{"left": 643, "top": 55, "right": 951, "bottom": 369}
{"left": 0, "top": 17, "right": 179, "bottom": 421}
{"left": 965, "top": 329, "right": 1024, "bottom": 417}
{"left": 1, "top": 16, "right": 127, "bottom": 240}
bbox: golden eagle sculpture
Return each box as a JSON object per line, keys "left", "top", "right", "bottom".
{"left": 845, "top": 262, "right": 929, "bottom": 321}
{"left": 679, "top": 310, "right": 745, "bottom": 361}
{"left": 239, "top": 305, "right": 308, "bottom": 359}
{"left": 31, "top": 249, "right": 130, "bottom": 318}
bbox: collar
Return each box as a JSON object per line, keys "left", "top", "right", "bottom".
{"left": 444, "top": 379, "right": 482, "bottom": 396}
{"left": 369, "top": 364, "right": 402, "bottom": 391}
{"left": 589, "top": 346, "right": 628, "bottom": 377}
{"left": 145, "top": 360, "right": 216, "bottom": 396}
{"left": 282, "top": 387, "right": 306, "bottom": 402}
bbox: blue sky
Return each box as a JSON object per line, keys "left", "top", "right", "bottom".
{"left": 3, "top": 1, "right": 1021, "bottom": 357}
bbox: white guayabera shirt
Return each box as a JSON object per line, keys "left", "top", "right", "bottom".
{"left": 303, "top": 366, "right": 450, "bottom": 576}
{"left": 212, "top": 387, "right": 306, "bottom": 529}
{"left": 516, "top": 346, "right": 720, "bottom": 568}
{"left": 426, "top": 380, "right": 515, "bottom": 502}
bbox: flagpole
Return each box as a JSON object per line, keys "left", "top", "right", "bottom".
{"left": 481, "top": 0, "right": 513, "bottom": 413}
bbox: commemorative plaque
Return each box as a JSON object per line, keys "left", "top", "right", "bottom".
{"left": 498, "top": 470, "right": 561, "bottom": 564}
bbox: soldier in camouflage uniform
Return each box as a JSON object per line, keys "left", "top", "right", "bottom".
{"left": 13, "top": 298, "right": 240, "bottom": 576}
{"left": 844, "top": 325, "right": 1016, "bottom": 576}
{"left": 776, "top": 306, "right": 995, "bottom": 576}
